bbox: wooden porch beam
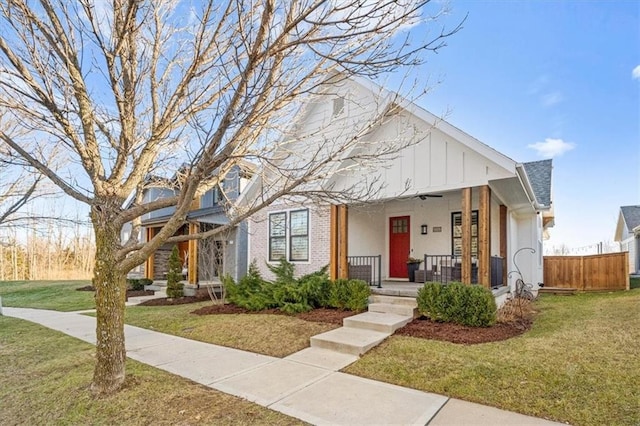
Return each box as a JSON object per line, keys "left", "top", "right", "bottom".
{"left": 478, "top": 185, "right": 491, "bottom": 288}
{"left": 188, "top": 223, "right": 198, "bottom": 284}
{"left": 329, "top": 205, "right": 338, "bottom": 280}
{"left": 500, "top": 205, "right": 508, "bottom": 286}
{"left": 461, "top": 187, "right": 472, "bottom": 284}
{"left": 145, "top": 227, "right": 155, "bottom": 280}
{"left": 338, "top": 205, "right": 349, "bottom": 279}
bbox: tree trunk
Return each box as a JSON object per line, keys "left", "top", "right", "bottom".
{"left": 90, "top": 205, "right": 127, "bottom": 395}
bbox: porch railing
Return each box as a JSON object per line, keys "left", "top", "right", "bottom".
{"left": 419, "top": 254, "right": 505, "bottom": 287}
{"left": 420, "top": 254, "right": 477, "bottom": 284}
{"left": 347, "top": 255, "right": 382, "bottom": 288}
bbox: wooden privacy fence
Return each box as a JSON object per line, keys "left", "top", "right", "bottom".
{"left": 543, "top": 252, "right": 629, "bottom": 291}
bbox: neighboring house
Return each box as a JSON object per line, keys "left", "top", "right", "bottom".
{"left": 240, "top": 76, "right": 554, "bottom": 300}
{"left": 124, "top": 163, "right": 254, "bottom": 283}
{"left": 614, "top": 205, "right": 640, "bottom": 274}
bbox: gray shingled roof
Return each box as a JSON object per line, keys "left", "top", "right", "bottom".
{"left": 523, "top": 159, "right": 552, "bottom": 207}
{"left": 620, "top": 205, "right": 640, "bottom": 231}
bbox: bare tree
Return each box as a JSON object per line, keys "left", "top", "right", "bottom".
{"left": 0, "top": 0, "right": 460, "bottom": 394}
{"left": 0, "top": 149, "right": 42, "bottom": 226}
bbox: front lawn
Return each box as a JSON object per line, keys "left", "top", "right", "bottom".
{"left": 344, "top": 290, "right": 640, "bottom": 426}
{"left": 0, "top": 280, "right": 95, "bottom": 311}
{"left": 124, "top": 302, "right": 340, "bottom": 357}
{"left": 0, "top": 316, "right": 301, "bottom": 425}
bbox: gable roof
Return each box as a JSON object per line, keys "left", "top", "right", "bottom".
{"left": 522, "top": 159, "right": 552, "bottom": 207}
{"left": 351, "top": 76, "right": 518, "bottom": 175}
{"left": 620, "top": 205, "right": 640, "bottom": 232}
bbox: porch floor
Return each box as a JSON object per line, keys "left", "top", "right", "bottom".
{"left": 372, "top": 281, "right": 422, "bottom": 297}
{"left": 372, "top": 281, "right": 510, "bottom": 299}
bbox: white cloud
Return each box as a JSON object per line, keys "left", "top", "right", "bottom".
{"left": 541, "top": 91, "right": 564, "bottom": 107}
{"left": 528, "top": 138, "right": 575, "bottom": 158}
{"left": 633, "top": 65, "right": 640, "bottom": 80}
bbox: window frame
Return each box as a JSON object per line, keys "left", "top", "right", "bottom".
{"left": 451, "top": 210, "right": 479, "bottom": 257}
{"left": 288, "top": 209, "right": 309, "bottom": 262}
{"left": 268, "top": 212, "right": 287, "bottom": 262}
{"left": 268, "top": 209, "right": 309, "bottom": 262}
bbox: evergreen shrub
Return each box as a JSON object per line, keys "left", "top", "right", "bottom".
{"left": 417, "top": 281, "right": 496, "bottom": 327}
{"left": 166, "top": 246, "right": 184, "bottom": 298}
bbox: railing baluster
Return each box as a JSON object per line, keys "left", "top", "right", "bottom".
{"left": 346, "top": 255, "right": 382, "bottom": 288}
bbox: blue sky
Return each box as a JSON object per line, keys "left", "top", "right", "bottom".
{"left": 403, "top": 0, "right": 639, "bottom": 251}
{"left": 7, "top": 1, "right": 638, "bottom": 253}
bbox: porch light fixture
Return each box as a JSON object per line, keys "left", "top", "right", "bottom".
{"left": 421, "top": 224, "right": 428, "bottom": 235}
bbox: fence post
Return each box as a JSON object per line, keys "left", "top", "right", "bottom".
{"left": 377, "top": 255, "right": 382, "bottom": 288}
{"left": 579, "top": 256, "right": 585, "bottom": 291}
{"left": 625, "top": 252, "right": 630, "bottom": 291}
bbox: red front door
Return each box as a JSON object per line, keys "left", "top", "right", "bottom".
{"left": 389, "top": 216, "right": 410, "bottom": 278}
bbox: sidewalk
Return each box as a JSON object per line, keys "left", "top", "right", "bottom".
{"left": 3, "top": 307, "right": 563, "bottom": 426}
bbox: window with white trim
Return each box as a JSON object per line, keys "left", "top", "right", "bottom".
{"left": 269, "top": 209, "right": 309, "bottom": 262}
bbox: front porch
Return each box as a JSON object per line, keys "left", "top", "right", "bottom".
{"left": 329, "top": 185, "right": 510, "bottom": 289}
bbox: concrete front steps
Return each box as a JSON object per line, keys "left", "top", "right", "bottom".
{"left": 310, "top": 295, "right": 417, "bottom": 356}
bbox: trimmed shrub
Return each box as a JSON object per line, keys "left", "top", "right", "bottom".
{"left": 417, "top": 282, "right": 496, "bottom": 327}
{"left": 126, "top": 278, "right": 144, "bottom": 291}
{"left": 139, "top": 278, "right": 153, "bottom": 287}
{"left": 166, "top": 246, "right": 184, "bottom": 298}
{"left": 330, "top": 279, "right": 370, "bottom": 312}
{"left": 416, "top": 282, "right": 446, "bottom": 321}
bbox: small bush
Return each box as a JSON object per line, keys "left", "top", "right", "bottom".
{"left": 166, "top": 246, "right": 184, "bottom": 298}
{"left": 226, "top": 260, "right": 369, "bottom": 313}
{"left": 139, "top": 278, "right": 153, "bottom": 287}
{"left": 299, "top": 272, "right": 332, "bottom": 308}
{"left": 126, "top": 278, "right": 144, "bottom": 291}
{"left": 417, "top": 282, "right": 496, "bottom": 327}
{"left": 226, "top": 263, "right": 273, "bottom": 311}
{"left": 330, "top": 279, "right": 370, "bottom": 312}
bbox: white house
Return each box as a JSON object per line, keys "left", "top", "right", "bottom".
{"left": 240, "top": 76, "right": 554, "bottom": 300}
{"left": 614, "top": 205, "right": 640, "bottom": 275}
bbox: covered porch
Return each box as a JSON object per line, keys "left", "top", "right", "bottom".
{"left": 329, "top": 185, "right": 510, "bottom": 290}
{"left": 143, "top": 219, "right": 241, "bottom": 284}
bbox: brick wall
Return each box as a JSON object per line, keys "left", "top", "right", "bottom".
{"left": 249, "top": 203, "right": 331, "bottom": 280}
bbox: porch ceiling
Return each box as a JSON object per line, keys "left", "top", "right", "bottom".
{"left": 489, "top": 177, "right": 533, "bottom": 214}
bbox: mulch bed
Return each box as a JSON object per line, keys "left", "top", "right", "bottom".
{"left": 126, "top": 290, "right": 155, "bottom": 297}
{"left": 396, "top": 316, "right": 532, "bottom": 344}
{"left": 137, "top": 294, "right": 211, "bottom": 306}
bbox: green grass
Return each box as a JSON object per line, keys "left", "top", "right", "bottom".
{"left": 344, "top": 289, "right": 640, "bottom": 426}
{"left": 0, "top": 316, "right": 302, "bottom": 425}
{"left": 0, "top": 280, "right": 95, "bottom": 311}
{"left": 124, "top": 302, "right": 339, "bottom": 357}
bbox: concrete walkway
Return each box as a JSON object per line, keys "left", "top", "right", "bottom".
{"left": 2, "top": 307, "right": 563, "bottom": 426}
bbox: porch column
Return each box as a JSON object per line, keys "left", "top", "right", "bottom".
{"left": 145, "top": 227, "right": 155, "bottom": 280}
{"left": 500, "top": 205, "right": 508, "bottom": 286}
{"left": 329, "top": 205, "right": 349, "bottom": 280}
{"left": 338, "top": 205, "right": 349, "bottom": 279}
{"left": 461, "top": 187, "right": 472, "bottom": 284}
{"left": 188, "top": 223, "right": 198, "bottom": 284}
{"left": 478, "top": 185, "right": 491, "bottom": 288}
{"left": 329, "top": 205, "right": 338, "bottom": 280}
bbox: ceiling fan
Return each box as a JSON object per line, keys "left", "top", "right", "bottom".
{"left": 417, "top": 194, "right": 443, "bottom": 200}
